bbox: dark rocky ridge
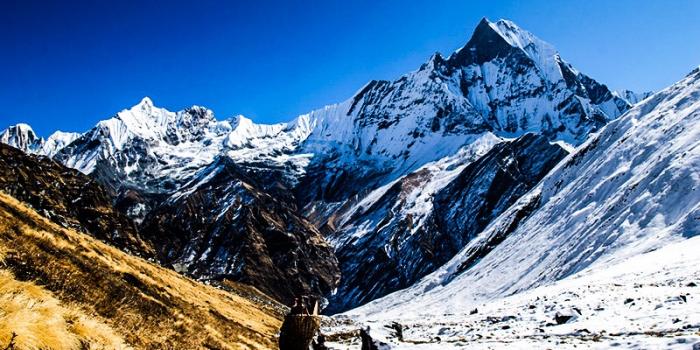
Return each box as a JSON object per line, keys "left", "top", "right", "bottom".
{"left": 0, "top": 143, "right": 153, "bottom": 256}
{"left": 140, "top": 157, "right": 340, "bottom": 303}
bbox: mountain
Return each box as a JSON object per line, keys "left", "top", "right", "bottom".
{"left": 615, "top": 89, "right": 654, "bottom": 105}
{"left": 349, "top": 66, "right": 700, "bottom": 343}
{"left": 1, "top": 18, "right": 637, "bottom": 309}
{"left": 294, "top": 18, "right": 631, "bottom": 207}
{"left": 0, "top": 123, "right": 43, "bottom": 154}
{"left": 0, "top": 123, "right": 79, "bottom": 157}
{"left": 299, "top": 17, "right": 630, "bottom": 311}
{"left": 140, "top": 156, "right": 340, "bottom": 303}
{"left": 323, "top": 133, "right": 568, "bottom": 312}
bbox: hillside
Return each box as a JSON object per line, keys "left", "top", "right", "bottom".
{"left": 0, "top": 143, "right": 152, "bottom": 256}
{"left": 0, "top": 191, "right": 283, "bottom": 349}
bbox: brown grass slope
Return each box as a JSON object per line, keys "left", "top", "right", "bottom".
{"left": 0, "top": 191, "right": 283, "bottom": 349}
{"left": 0, "top": 269, "right": 129, "bottom": 350}
{"left": 0, "top": 143, "right": 152, "bottom": 256}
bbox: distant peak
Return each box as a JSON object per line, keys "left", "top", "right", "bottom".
{"left": 13, "top": 123, "right": 35, "bottom": 133}
{"left": 232, "top": 115, "right": 253, "bottom": 128}
{"left": 448, "top": 18, "right": 562, "bottom": 82}
{"left": 3, "top": 123, "right": 37, "bottom": 138}
{"left": 420, "top": 52, "right": 445, "bottom": 71}
{"left": 139, "top": 96, "right": 154, "bottom": 106}
{"left": 127, "top": 96, "right": 157, "bottom": 115}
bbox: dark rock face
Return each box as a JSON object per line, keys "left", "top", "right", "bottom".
{"left": 0, "top": 143, "right": 153, "bottom": 256}
{"left": 450, "top": 18, "right": 526, "bottom": 67}
{"left": 431, "top": 133, "right": 568, "bottom": 244}
{"left": 140, "top": 157, "right": 340, "bottom": 303}
{"left": 326, "top": 134, "right": 568, "bottom": 312}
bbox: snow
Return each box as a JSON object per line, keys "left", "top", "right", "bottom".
{"left": 614, "top": 89, "right": 655, "bottom": 105}
{"left": 0, "top": 123, "right": 42, "bottom": 153}
{"left": 41, "top": 131, "right": 80, "bottom": 156}
{"left": 325, "top": 236, "right": 700, "bottom": 349}
{"left": 488, "top": 19, "right": 564, "bottom": 84}
{"left": 332, "top": 132, "right": 501, "bottom": 241}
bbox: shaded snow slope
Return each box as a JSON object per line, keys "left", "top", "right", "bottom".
{"left": 614, "top": 89, "right": 655, "bottom": 105}
{"left": 352, "top": 66, "right": 700, "bottom": 320}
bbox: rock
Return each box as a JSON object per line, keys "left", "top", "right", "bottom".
{"left": 554, "top": 312, "right": 577, "bottom": 325}
{"left": 687, "top": 282, "right": 697, "bottom": 287}
{"left": 470, "top": 308, "right": 479, "bottom": 315}
{"left": 623, "top": 298, "right": 634, "bottom": 304}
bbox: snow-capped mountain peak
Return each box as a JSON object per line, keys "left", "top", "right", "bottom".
{"left": 41, "top": 130, "right": 80, "bottom": 156}
{"left": 1, "top": 123, "right": 45, "bottom": 154}
{"left": 451, "top": 18, "right": 559, "bottom": 73}
{"left": 614, "top": 89, "right": 655, "bottom": 105}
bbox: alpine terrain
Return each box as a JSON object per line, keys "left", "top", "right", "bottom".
{"left": 1, "top": 15, "right": 696, "bottom": 350}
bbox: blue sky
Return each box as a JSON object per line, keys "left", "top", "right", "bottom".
{"left": 2, "top": 0, "right": 699, "bottom": 136}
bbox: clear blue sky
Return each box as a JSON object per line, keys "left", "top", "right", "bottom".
{"left": 2, "top": 0, "right": 699, "bottom": 136}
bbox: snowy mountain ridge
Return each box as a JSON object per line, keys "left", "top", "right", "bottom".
{"left": 4, "top": 18, "right": 632, "bottom": 180}
{"left": 0, "top": 123, "right": 80, "bottom": 157}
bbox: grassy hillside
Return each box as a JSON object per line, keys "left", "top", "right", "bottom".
{"left": 0, "top": 191, "right": 283, "bottom": 349}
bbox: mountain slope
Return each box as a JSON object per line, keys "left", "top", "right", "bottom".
{"left": 140, "top": 156, "right": 340, "bottom": 303}
{"left": 0, "top": 191, "right": 282, "bottom": 349}
{"left": 0, "top": 143, "right": 152, "bottom": 256}
{"left": 324, "top": 133, "right": 567, "bottom": 312}
{"left": 352, "top": 66, "right": 700, "bottom": 320}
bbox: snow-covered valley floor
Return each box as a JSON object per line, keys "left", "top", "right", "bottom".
{"left": 324, "top": 235, "right": 700, "bottom": 349}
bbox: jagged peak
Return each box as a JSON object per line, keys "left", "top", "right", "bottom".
{"left": 1, "top": 123, "right": 39, "bottom": 140}
{"left": 489, "top": 19, "right": 557, "bottom": 55}
{"left": 138, "top": 96, "right": 154, "bottom": 107}
{"left": 613, "top": 89, "right": 655, "bottom": 105}
{"left": 6, "top": 122, "right": 36, "bottom": 134}
{"left": 419, "top": 52, "right": 445, "bottom": 71}
{"left": 448, "top": 18, "right": 564, "bottom": 83}
{"left": 231, "top": 114, "right": 253, "bottom": 128}
{"left": 0, "top": 122, "right": 44, "bottom": 153}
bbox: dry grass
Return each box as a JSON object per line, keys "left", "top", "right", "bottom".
{"left": 0, "top": 270, "right": 129, "bottom": 350}
{"left": 0, "top": 192, "right": 283, "bottom": 349}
